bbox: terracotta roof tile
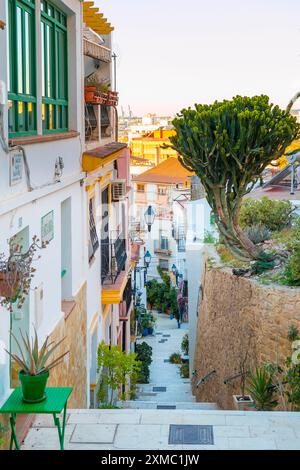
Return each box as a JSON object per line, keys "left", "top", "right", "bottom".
{"left": 133, "top": 157, "right": 194, "bottom": 184}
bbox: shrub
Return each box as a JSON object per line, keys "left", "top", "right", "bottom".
{"left": 203, "top": 230, "right": 216, "bottom": 244}
{"left": 288, "top": 325, "right": 300, "bottom": 342}
{"left": 284, "top": 248, "right": 300, "bottom": 286}
{"left": 181, "top": 333, "right": 189, "bottom": 356}
{"left": 180, "top": 363, "right": 189, "bottom": 378}
{"left": 239, "top": 197, "right": 295, "bottom": 232}
{"left": 135, "top": 342, "right": 153, "bottom": 384}
{"left": 136, "top": 342, "right": 153, "bottom": 366}
{"left": 137, "top": 363, "right": 151, "bottom": 384}
{"left": 169, "top": 352, "right": 182, "bottom": 364}
{"left": 97, "top": 341, "right": 141, "bottom": 406}
{"left": 244, "top": 225, "right": 271, "bottom": 245}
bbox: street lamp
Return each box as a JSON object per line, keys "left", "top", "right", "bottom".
{"left": 144, "top": 250, "right": 152, "bottom": 268}
{"left": 171, "top": 264, "right": 179, "bottom": 286}
{"left": 144, "top": 205, "right": 155, "bottom": 232}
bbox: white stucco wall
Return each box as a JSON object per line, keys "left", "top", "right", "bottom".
{"left": 0, "top": 0, "right": 85, "bottom": 405}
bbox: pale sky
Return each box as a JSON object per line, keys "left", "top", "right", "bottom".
{"left": 95, "top": 0, "right": 300, "bottom": 117}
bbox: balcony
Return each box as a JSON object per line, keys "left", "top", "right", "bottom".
{"left": 101, "top": 234, "right": 129, "bottom": 305}
{"left": 119, "top": 277, "right": 133, "bottom": 320}
{"left": 101, "top": 234, "right": 127, "bottom": 285}
{"left": 83, "top": 38, "right": 111, "bottom": 63}
{"left": 154, "top": 239, "right": 172, "bottom": 257}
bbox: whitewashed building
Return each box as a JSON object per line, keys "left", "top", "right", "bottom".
{"left": 0, "top": 0, "right": 132, "bottom": 444}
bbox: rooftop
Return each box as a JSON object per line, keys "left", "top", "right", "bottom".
{"left": 247, "top": 185, "right": 300, "bottom": 201}
{"left": 133, "top": 157, "right": 194, "bottom": 184}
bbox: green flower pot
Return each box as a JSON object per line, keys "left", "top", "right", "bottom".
{"left": 19, "top": 370, "right": 49, "bottom": 403}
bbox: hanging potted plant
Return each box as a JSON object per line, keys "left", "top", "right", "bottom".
{"left": 0, "top": 235, "right": 47, "bottom": 313}
{"left": 5, "top": 328, "right": 69, "bottom": 403}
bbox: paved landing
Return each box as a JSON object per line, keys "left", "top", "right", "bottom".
{"left": 22, "top": 409, "right": 300, "bottom": 450}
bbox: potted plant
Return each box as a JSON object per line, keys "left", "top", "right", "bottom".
{"left": 246, "top": 366, "right": 278, "bottom": 411}
{"left": 5, "top": 328, "right": 68, "bottom": 403}
{"left": 233, "top": 372, "right": 254, "bottom": 409}
{"left": 0, "top": 236, "right": 47, "bottom": 313}
{"left": 140, "top": 311, "right": 156, "bottom": 336}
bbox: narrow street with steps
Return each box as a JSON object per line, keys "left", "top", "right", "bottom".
{"left": 121, "top": 312, "right": 218, "bottom": 410}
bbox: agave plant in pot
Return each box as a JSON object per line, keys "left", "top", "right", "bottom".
{"left": 5, "top": 328, "right": 69, "bottom": 403}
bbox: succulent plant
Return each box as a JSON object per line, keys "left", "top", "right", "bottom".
{"left": 5, "top": 327, "right": 69, "bottom": 376}
{"left": 244, "top": 225, "right": 271, "bottom": 245}
{"left": 168, "top": 95, "right": 300, "bottom": 261}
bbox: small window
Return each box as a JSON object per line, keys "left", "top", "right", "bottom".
{"left": 159, "top": 259, "right": 169, "bottom": 271}
{"left": 158, "top": 185, "right": 167, "bottom": 195}
{"left": 137, "top": 184, "right": 145, "bottom": 193}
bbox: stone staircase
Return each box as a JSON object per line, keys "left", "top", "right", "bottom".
{"left": 118, "top": 314, "right": 218, "bottom": 412}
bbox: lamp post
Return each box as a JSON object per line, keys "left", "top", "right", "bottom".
{"left": 171, "top": 263, "right": 179, "bottom": 286}
{"left": 144, "top": 205, "right": 155, "bottom": 232}
{"left": 133, "top": 250, "right": 152, "bottom": 305}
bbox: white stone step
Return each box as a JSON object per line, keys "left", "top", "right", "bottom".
{"left": 118, "top": 400, "right": 219, "bottom": 410}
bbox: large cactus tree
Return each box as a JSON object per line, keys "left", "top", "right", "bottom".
{"left": 169, "top": 95, "right": 300, "bottom": 260}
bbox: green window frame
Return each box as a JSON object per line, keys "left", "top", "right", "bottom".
{"left": 8, "top": 0, "right": 37, "bottom": 138}
{"left": 41, "top": 0, "right": 68, "bottom": 133}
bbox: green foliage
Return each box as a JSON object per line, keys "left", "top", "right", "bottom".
{"left": 0, "top": 423, "right": 6, "bottom": 448}
{"left": 98, "top": 404, "right": 121, "bottom": 409}
{"left": 5, "top": 327, "right": 68, "bottom": 376}
{"left": 169, "top": 352, "right": 182, "bottom": 364}
{"left": 247, "top": 366, "right": 278, "bottom": 411}
{"left": 136, "top": 342, "right": 153, "bottom": 366}
{"left": 284, "top": 249, "right": 300, "bottom": 286}
{"left": 139, "top": 311, "right": 156, "bottom": 330}
{"left": 244, "top": 225, "right": 271, "bottom": 245}
{"left": 203, "top": 230, "right": 216, "bottom": 244}
{"left": 251, "top": 257, "right": 276, "bottom": 275}
{"left": 181, "top": 333, "right": 189, "bottom": 356}
{"left": 135, "top": 342, "right": 153, "bottom": 384}
{"left": 179, "top": 363, "right": 190, "bottom": 378}
{"left": 146, "top": 269, "right": 179, "bottom": 318}
{"left": 170, "top": 95, "right": 299, "bottom": 261}
{"left": 287, "top": 325, "right": 300, "bottom": 342}
{"left": 240, "top": 197, "right": 295, "bottom": 232}
{"left": 97, "top": 341, "right": 141, "bottom": 406}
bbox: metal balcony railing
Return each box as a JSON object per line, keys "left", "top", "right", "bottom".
{"left": 123, "top": 276, "right": 133, "bottom": 314}
{"left": 101, "top": 234, "right": 127, "bottom": 284}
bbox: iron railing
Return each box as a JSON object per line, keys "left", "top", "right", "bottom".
{"left": 123, "top": 276, "right": 133, "bottom": 314}
{"left": 101, "top": 234, "right": 127, "bottom": 284}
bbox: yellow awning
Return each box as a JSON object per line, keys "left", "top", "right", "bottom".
{"left": 83, "top": 1, "right": 114, "bottom": 34}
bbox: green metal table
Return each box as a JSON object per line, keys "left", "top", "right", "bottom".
{"left": 0, "top": 387, "right": 72, "bottom": 450}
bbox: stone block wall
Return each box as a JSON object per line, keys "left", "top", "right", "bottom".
{"left": 47, "top": 282, "right": 88, "bottom": 409}
{"left": 193, "top": 264, "right": 300, "bottom": 409}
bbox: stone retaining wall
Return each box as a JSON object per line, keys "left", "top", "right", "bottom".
{"left": 193, "top": 264, "right": 300, "bottom": 409}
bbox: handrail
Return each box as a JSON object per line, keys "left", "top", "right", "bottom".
{"left": 223, "top": 371, "right": 243, "bottom": 385}
{"left": 196, "top": 369, "right": 216, "bottom": 387}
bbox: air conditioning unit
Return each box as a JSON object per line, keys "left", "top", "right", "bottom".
{"left": 112, "top": 180, "right": 126, "bottom": 202}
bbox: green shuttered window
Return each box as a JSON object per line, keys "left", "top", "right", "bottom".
{"left": 7, "top": 0, "right": 68, "bottom": 137}
{"left": 41, "top": 1, "right": 68, "bottom": 133}
{"left": 8, "top": 0, "right": 37, "bottom": 137}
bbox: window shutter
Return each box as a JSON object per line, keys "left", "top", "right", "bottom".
{"left": 112, "top": 180, "right": 126, "bottom": 202}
